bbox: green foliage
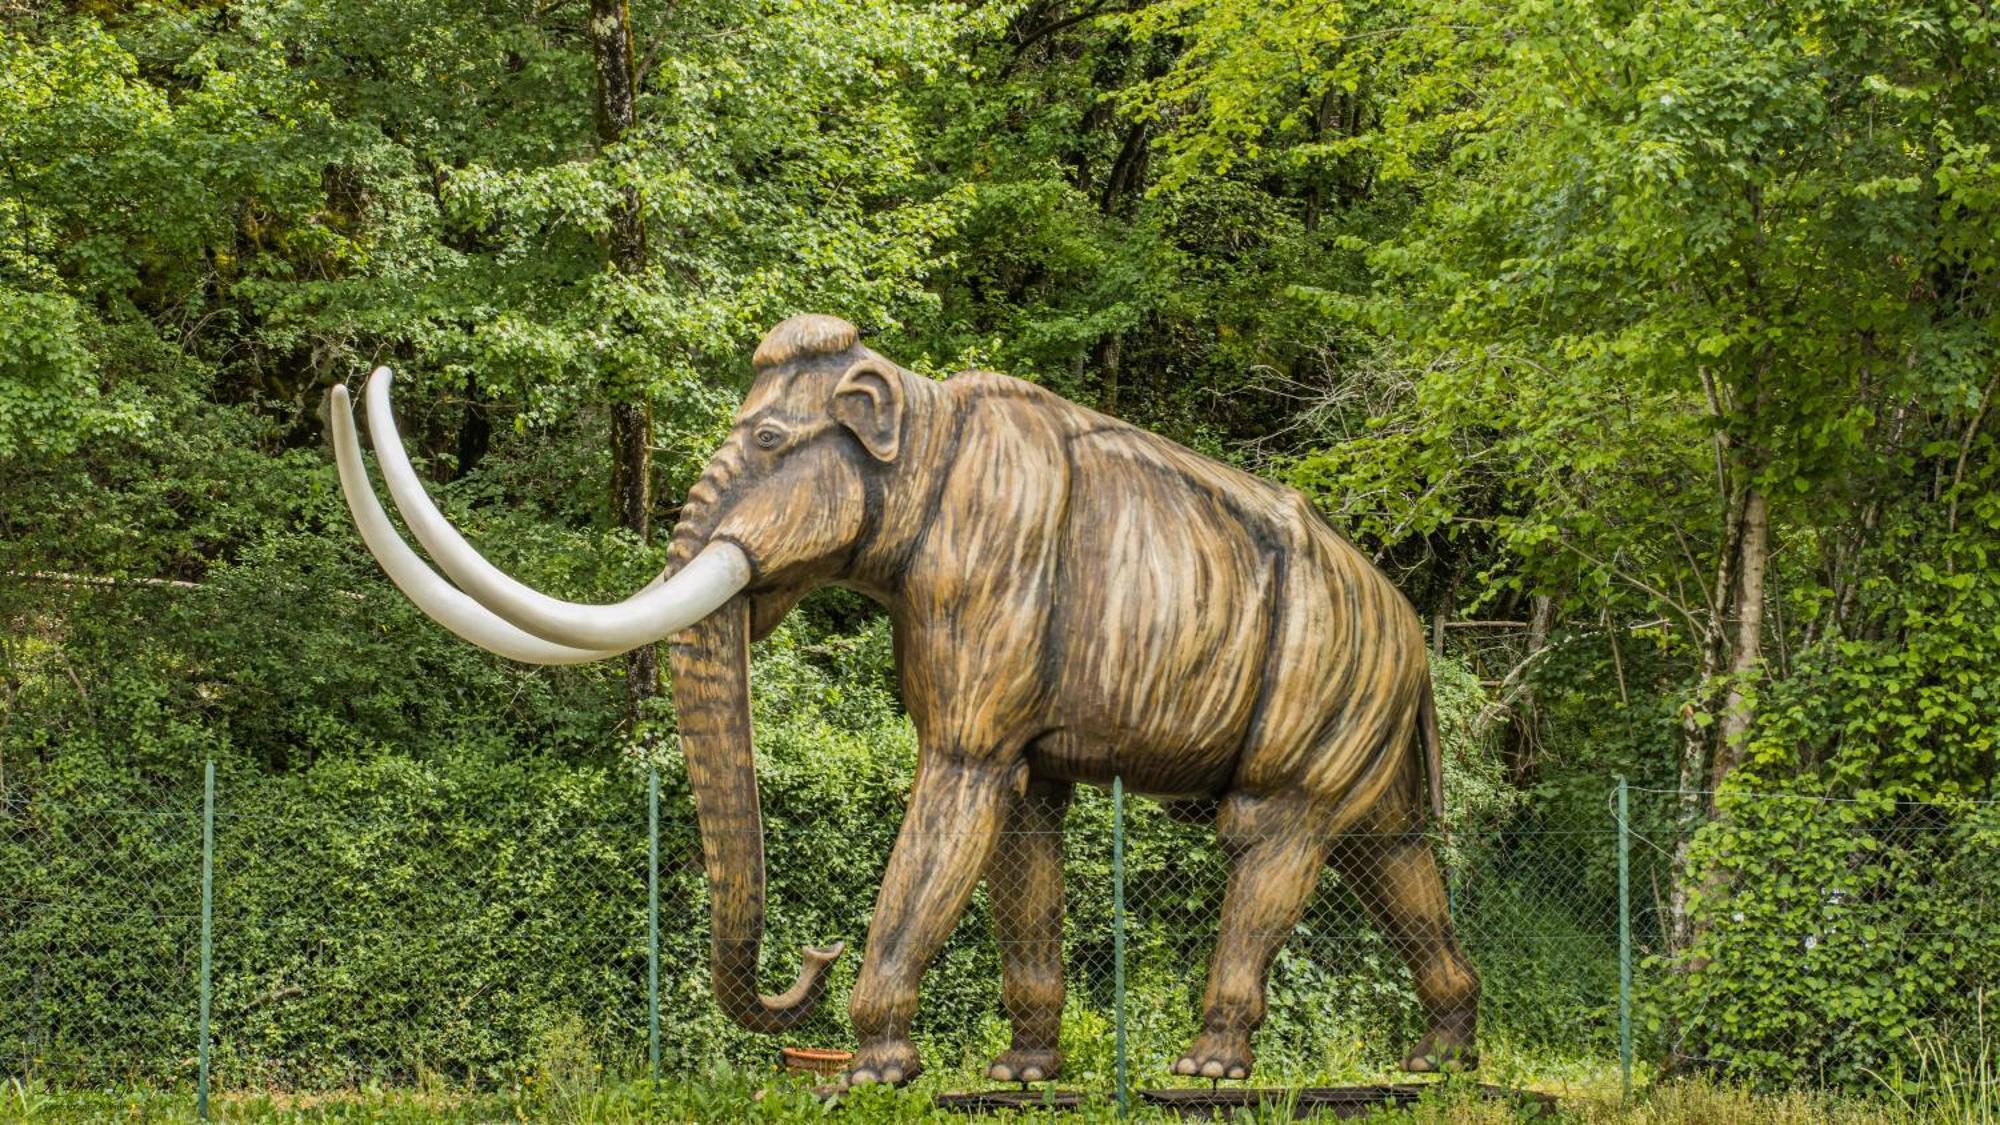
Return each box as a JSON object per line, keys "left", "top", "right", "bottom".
{"left": 1664, "top": 796, "right": 2000, "bottom": 1090}
{"left": 1108, "top": 0, "right": 1351, "bottom": 187}
{"left": 1430, "top": 650, "right": 1524, "bottom": 840}
{"left": 0, "top": 287, "right": 147, "bottom": 459}
{"left": 1267, "top": 0, "right": 2000, "bottom": 723}
{"left": 1660, "top": 484, "right": 2000, "bottom": 1088}
{"left": 1742, "top": 483, "right": 2000, "bottom": 801}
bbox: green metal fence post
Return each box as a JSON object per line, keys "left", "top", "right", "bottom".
{"left": 1617, "top": 776, "right": 1632, "bottom": 1103}
{"left": 1112, "top": 776, "right": 1127, "bottom": 1118}
{"left": 198, "top": 759, "right": 215, "bottom": 1120}
{"left": 648, "top": 765, "right": 661, "bottom": 1091}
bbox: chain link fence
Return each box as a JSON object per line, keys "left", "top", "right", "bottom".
{"left": 4, "top": 771, "right": 1994, "bottom": 1106}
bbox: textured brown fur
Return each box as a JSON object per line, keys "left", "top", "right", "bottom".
{"left": 662, "top": 317, "right": 1479, "bottom": 1088}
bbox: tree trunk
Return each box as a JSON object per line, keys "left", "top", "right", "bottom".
{"left": 1101, "top": 121, "right": 1149, "bottom": 214}
{"left": 1501, "top": 594, "right": 1555, "bottom": 786}
{"left": 1097, "top": 332, "right": 1122, "bottom": 417}
{"left": 1666, "top": 464, "right": 1770, "bottom": 1081}
{"left": 590, "top": 0, "right": 657, "bottom": 721}
{"left": 1304, "top": 87, "right": 1340, "bottom": 233}
{"left": 1711, "top": 487, "right": 1768, "bottom": 785}
{"left": 453, "top": 372, "right": 491, "bottom": 480}
{"left": 1665, "top": 480, "right": 1738, "bottom": 965}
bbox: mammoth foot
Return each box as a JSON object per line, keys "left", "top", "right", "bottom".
{"left": 1402, "top": 1030, "right": 1478, "bottom": 1073}
{"left": 987, "top": 1047, "right": 1062, "bottom": 1084}
{"left": 1172, "top": 1030, "right": 1252, "bottom": 1080}
{"left": 840, "top": 1039, "right": 923, "bottom": 1088}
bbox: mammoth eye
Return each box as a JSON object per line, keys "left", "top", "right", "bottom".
{"left": 753, "top": 426, "right": 784, "bottom": 450}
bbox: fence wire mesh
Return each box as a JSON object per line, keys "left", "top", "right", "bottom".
{"left": 3, "top": 774, "right": 1994, "bottom": 1102}
{"left": 2, "top": 793, "right": 204, "bottom": 1088}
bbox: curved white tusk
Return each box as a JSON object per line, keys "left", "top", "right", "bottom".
{"left": 364, "top": 368, "right": 750, "bottom": 651}
{"left": 328, "top": 385, "right": 619, "bottom": 666}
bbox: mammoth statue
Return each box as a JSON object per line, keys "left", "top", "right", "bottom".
{"left": 326, "top": 314, "right": 1479, "bottom": 1087}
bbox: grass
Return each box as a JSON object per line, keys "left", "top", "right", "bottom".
{"left": 3, "top": 1066, "right": 1991, "bottom": 1124}
{"left": 1867, "top": 1024, "right": 2000, "bottom": 1125}
{"left": 7, "top": 1027, "right": 1993, "bottom": 1125}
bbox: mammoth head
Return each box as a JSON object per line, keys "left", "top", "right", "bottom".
{"left": 666, "top": 315, "right": 922, "bottom": 611}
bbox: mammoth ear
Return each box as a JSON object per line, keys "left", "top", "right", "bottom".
{"left": 832, "top": 358, "right": 905, "bottom": 462}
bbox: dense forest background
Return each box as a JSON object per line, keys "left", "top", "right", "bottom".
{"left": 3, "top": 0, "right": 1998, "bottom": 1094}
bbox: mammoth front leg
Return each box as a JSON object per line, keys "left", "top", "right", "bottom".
{"left": 985, "top": 777, "right": 1071, "bottom": 1083}
{"left": 845, "top": 757, "right": 1019, "bottom": 1088}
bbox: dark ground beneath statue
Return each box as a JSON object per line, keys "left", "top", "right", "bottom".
{"left": 933, "top": 1083, "right": 1557, "bottom": 1118}
{"left": 932, "top": 1089, "right": 1093, "bottom": 1113}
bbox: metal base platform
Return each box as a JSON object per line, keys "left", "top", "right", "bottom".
{"left": 1138, "top": 1084, "right": 1557, "bottom": 1119}
{"left": 932, "top": 1083, "right": 1555, "bottom": 1117}
{"left": 932, "top": 1088, "right": 1093, "bottom": 1113}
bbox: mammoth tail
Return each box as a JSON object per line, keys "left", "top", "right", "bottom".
{"left": 1418, "top": 674, "right": 1445, "bottom": 829}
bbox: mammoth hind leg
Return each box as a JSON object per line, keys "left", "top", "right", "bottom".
{"left": 1177, "top": 793, "right": 1338, "bottom": 1081}
{"left": 985, "top": 777, "right": 1072, "bottom": 1083}
{"left": 1334, "top": 831, "right": 1481, "bottom": 1071}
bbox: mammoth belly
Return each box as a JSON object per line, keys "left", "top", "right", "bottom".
{"left": 1025, "top": 729, "right": 1242, "bottom": 797}
{"left": 1035, "top": 442, "right": 1280, "bottom": 797}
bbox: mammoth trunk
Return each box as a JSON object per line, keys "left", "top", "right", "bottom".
{"left": 668, "top": 595, "right": 843, "bottom": 1033}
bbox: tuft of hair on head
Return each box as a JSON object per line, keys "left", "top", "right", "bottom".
{"left": 752, "top": 314, "right": 859, "bottom": 369}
